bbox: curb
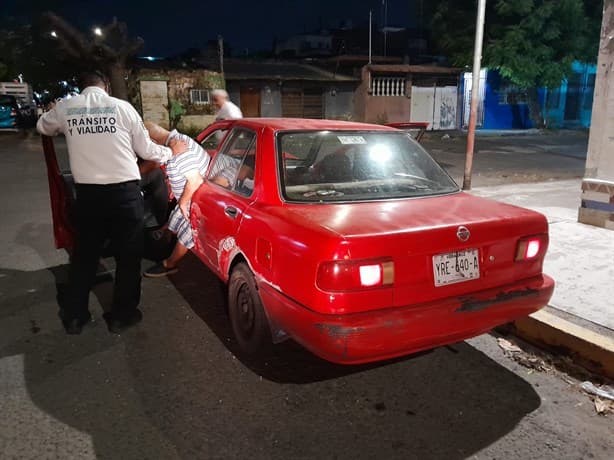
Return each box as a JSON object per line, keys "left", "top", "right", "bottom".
{"left": 510, "top": 310, "right": 614, "bottom": 379}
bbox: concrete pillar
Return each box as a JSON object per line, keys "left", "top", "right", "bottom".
{"left": 579, "top": 1, "right": 614, "bottom": 229}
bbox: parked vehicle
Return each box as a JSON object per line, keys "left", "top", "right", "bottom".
{"left": 43, "top": 118, "right": 554, "bottom": 364}
{"left": 0, "top": 95, "right": 19, "bottom": 130}
{"left": 0, "top": 82, "right": 37, "bottom": 128}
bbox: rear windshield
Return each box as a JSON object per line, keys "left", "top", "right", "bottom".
{"left": 278, "top": 130, "right": 459, "bottom": 202}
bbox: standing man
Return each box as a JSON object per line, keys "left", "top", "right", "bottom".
{"left": 37, "top": 71, "right": 187, "bottom": 335}
{"left": 211, "top": 89, "right": 243, "bottom": 120}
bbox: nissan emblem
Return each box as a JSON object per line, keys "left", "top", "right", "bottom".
{"left": 457, "top": 226, "right": 471, "bottom": 242}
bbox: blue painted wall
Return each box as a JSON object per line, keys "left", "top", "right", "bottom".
{"left": 482, "top": 71, "right": 536, "bottom": 129}
{"left": 543, "top": 62, "right": 596, "bottom": 129}
{"left": 465, "top": 61, "right": 596, "bottom": 130}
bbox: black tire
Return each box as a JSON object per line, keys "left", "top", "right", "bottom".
{"left": 143, "top": 227, "right": 176, "bottom": 261}
{"left": 228, "top": 262, "right": 272, "bottom": 354}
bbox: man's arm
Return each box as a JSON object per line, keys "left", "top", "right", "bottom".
{"left": 126, "top": 104, "right": 186, "bottom": 163}
{"left": 36, "top": 106, "right": 63, "bottom": 136}
{"left": 178, "top": 170, "right": 204, "bottom": 219}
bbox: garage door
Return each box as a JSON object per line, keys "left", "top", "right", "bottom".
{"left": 411, "top": 85, "right": 458, "bottom": 130}
{"left": 282, "top": 90, "right": 303, "bottom": 118}
{"left": 303, "top": 89, "right": 323, "bottom": 119}
{"left": 281, "top": 89, "right": 323, "bottom": 118}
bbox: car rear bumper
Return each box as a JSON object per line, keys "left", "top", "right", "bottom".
{"left": 259, "top": 274, "right": 555, "bottom": 364}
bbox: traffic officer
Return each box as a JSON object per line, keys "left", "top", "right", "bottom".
{"left": 37, "top": 71, "right": 188, "bottom": 334}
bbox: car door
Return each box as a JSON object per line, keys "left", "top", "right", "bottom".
{"left": 41, "top": 135, "right": 76, "bottom": 251}
{"left": 191, "top": 128, "right": 257, "bottom": 278}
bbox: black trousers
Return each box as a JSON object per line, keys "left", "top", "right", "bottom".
{"left": 65, "top": 180, "right": 144, "bottom": 322}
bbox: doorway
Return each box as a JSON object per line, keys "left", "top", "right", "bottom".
{"left": 240, "top": 87, "right": 261, "bottom": 117}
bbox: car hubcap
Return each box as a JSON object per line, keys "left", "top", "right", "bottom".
{"left": 237, "top": 283, "right": 255, "bottom": 335}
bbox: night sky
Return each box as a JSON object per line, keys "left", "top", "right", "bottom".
{"left": 5, "top": 0, "right": 419, "bottom": 56}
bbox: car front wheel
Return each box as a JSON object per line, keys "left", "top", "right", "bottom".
{"left": 228, "top": 262, "right": 272, "bottom": 354}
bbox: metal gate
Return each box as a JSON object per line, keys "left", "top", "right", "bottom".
{"left": 410, "top": 85, "right": 459, "bottom": 130}
{"left": 461, "top": 70, "right": 487, "bottom": 128}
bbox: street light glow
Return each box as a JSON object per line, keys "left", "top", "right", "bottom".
{"left": 93, "top": 27, "right": 103, "bottom": 36}
{"left": 50, "top": 31, "right": 58, "bottom": 38}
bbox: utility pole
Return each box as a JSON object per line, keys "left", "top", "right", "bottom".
{"left": 368, "top": 10, "right": 372, "bottom": 64}
{"left": 383, "top": 0, "right": 388, "bottom": 57}
{"left": 462, "top": 0, "right": 487, "bottom": 190}
{"left": 218, "top": 35, "right": 224, "bottom": 75}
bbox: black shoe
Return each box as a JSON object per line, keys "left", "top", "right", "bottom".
{"left": 104, "top": 309, "right": 143, "bottom": 334}
{"left": 143, "top": 262, "right": 178, "bottom": 278}
{"left": 60, "top": 311, "right": 92, "bottom": 335}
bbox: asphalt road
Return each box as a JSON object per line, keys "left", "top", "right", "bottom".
{"left": 422, "top": 130, "right": 588, "bottom": 187}
{"left": 1, "top": 131, "right": 611, "bottom": 460}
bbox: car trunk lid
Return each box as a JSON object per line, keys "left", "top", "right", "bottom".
{"left": 285, "top": 191, "right": 549, "bottom": 311}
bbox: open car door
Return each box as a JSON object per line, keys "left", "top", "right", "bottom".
{"left": 41, "top": 135, "right": 175, "bottom": 261}
{"left": 42, "top": 135, "right": 75, "bottom": 252}
{"left": 385, "top": 121, "right": 429, "bottom": 143}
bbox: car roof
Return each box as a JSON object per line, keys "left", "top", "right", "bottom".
{"left": 226, "top": 118, "right": 397, "bottom": 132}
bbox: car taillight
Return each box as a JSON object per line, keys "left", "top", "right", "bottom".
{"left": 515, "top": 234, "right": 548, "bottom": 261}
{"left": 317, "top": 258, "right": 394, "bottom": 291}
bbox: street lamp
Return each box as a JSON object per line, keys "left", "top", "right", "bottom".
{"left": 93, "top": 27, "right": 103, "bottom": 37}
{"left": 50, "top": 30, "right": 58, "bottom": 38}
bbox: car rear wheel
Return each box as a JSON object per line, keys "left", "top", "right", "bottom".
{"left": 228, "top": 262, "right": 272, "bottom": 354}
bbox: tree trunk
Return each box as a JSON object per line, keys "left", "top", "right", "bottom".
{"left": 527, "top": 87, "right": 545, "bottom": 129}
{"left": 106, "top": 62, "right": 128, "bottom": 101}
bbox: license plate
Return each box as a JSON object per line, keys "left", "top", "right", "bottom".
{"left": 432, "top": 249, "right": 480, "bottom": 287}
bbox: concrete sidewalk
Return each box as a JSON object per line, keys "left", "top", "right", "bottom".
{"left": 472, "top": 179, "right": 614, "bottom": 378}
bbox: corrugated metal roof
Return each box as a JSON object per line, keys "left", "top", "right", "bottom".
{"left": 223, "top": 60, "right": 359, "bottom": 82}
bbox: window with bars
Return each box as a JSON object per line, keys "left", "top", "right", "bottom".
{"left": 190, "top": 89, "right": 210, "bottom": 105}
{"left": 371, "top": 76, "right": 406, "bottom": 97}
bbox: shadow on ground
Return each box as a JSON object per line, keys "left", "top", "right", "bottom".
{"left": 1, "top": 259, "right": 542, "bottom": 459}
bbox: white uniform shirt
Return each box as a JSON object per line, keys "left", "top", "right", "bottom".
{"left": 37, "top": 86, "right": 173, "bottom": 184}
{"left": 215, "top": 100, "right": 243, "bottom": 120}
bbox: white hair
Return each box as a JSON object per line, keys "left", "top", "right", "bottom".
{"left": 211, "top": 89, "right": 229, "bottom": 99}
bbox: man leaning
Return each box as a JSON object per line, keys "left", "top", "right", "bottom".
{"left": 37, "top": 71, "right": 187, "bottom": 334}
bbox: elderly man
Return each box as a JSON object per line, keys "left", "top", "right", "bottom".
{"left": 211, "top": 89, "right": 243, "bottom": 120}
{"left": 37, "top": 71, "right": 188, "bottom": 334}
{"left": 143, "top": 122, "right": 210, "bottom": 277}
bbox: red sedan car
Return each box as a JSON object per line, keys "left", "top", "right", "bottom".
{"left": 44, "top": 118, "right": 554, "bottom": 364}
{"left": 190, "top": 119, "right": 554, "bottom": 364}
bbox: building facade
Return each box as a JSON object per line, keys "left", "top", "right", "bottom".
{"left": 130, "top": 66, "right": 224, "bottom": 131}
{"left": 223, "top": 60, "right": 359, "bottom": 120}
{"left": 462, "top": 62, "right": 596, "bottom": 130}
{"left": 354, "top": 64, "right": 461, "bottom": 128}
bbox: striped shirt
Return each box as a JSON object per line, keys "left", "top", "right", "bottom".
{"left": 209, "top": 153, "right": 242, "bottom": 186}
{"left": 164, "top": 130, "right": 210, "bottom": 199}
